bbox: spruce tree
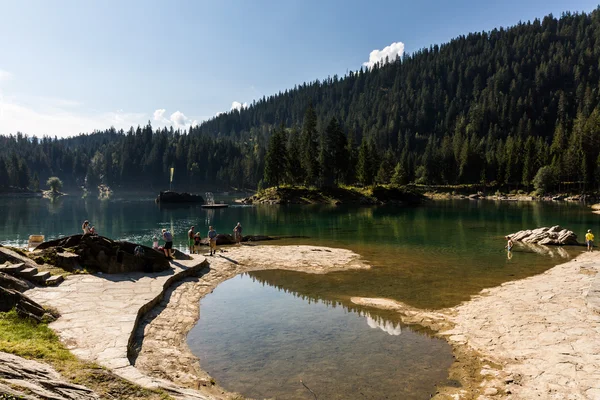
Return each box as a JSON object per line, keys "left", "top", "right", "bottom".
{"left": 264, "top": 125, "right": 288, "bottom": 188}
{"left": 300, "top": 104, "right": 319, "bottom": 186}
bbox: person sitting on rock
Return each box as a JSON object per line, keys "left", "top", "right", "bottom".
{"left": 90, "top": 226, "right": 96, "bottom": 235}
{"left": 82, "top": 220, "right": 91, "bottom": 235}
{"left": 134, "top": 245, "right": 145, "bottom": 257}
{"left": 152, "top": 236, "right": 160, "bottom": 251}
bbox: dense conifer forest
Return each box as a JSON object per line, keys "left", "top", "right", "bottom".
{"left": 2, "top": 9, "right": 600, "bottom": 193}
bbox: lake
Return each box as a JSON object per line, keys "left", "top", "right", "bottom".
{"left": 0, "top": 195, "right": 594, "bottom": 398}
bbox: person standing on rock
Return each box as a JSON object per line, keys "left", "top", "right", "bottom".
{"left": 586, "top": 229, "right": 594, "bottom": 252}
{"left": 233, "top": 222, "right": 243, "bottom": 245}
{"left": 208, "top": 226, "right": 218, "bottom": 256}
{"left": 187, "top": 226, "right": 195, "bottom": 254}
{"left": 162, "top": 228, "right": 174, "bottom": 259}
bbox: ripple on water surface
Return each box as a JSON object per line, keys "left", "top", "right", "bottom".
{"left": 187, "top": 273, "right": 453, "bottom": 400}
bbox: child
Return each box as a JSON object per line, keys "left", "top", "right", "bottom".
{"left": 193, "top": 232, "right": 202, "bottom": 254}
{"left": 152, "top": 236, "right": 159, "bottom": 251}
{"left": 505, "top": 236, "right": 513, "bottom": 252}
{"left": 586, "top": 229, "right": 594, "bottom": 252}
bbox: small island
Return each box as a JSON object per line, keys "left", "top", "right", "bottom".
{"left": 239, "top": 185, "right": 425, "bottom": 205}
{"left": 155, "top": 191, "right": 204, "bottom": 204}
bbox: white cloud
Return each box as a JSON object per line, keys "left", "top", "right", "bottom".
{"left": 230, "top": 101, "right": 248, "bottom": 111}
{"left": 0, "top": 69, "right": 13, "bottom": 83}
{"left": 153, "top": 108, "right": 167, "bottom": 123}
{"left": 169, "top": 111, "right": 189, "bottom": 128}
{"left": 363, "top": 42, "right": 405, "bottom": 69}
{"left": 153, "top": 109, "right": 202, "bottom": 129}
{"left": 0, "top": 96, "right": 146, "bottom": 137}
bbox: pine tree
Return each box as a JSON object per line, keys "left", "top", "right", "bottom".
{"left": 264, "top": 125, "right": 288, "bottom": 188}
{"left": 300, "top": 104, "right": 319, "bottom": 186}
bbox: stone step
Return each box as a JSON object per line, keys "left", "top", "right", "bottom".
{"left": 31, "top": 271, "right": 51, "bottom": 284}
{"left": 16, "top": 267, "right": 38, "bottom": 279}
{"left": 0, "top": 263, "right": 25, "bottom": 274}
{"left": 45, "top": 275, "right": 64, "bottom": 286}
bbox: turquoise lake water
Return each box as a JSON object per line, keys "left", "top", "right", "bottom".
{"left": 1, "top": 195, "right": 595, "bottom": 399}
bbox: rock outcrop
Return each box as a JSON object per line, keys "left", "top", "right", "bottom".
{"left": 35, "top": 235, "right": 170, "bottom": 274}
{"left": 0, "top": 287, "right": 52, "bottom": 321}
{"left": 155, "top": 191, "right": 204, "bottom": 203}
{"left": 507, "top": 225, "right": 579, "bottom": 245}
{"left": 0, "top": 351, "right": 99, "bottom": 399}
{"left": 0, "top": 271, "right": 32, "bottom": 292}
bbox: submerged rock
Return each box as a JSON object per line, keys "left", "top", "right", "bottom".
{"left": 507, "top": 225, "right": 579, "bottom": 245}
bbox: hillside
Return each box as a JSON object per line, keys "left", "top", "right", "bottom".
{"left": 1, "top": 9, "right": 600, "bottom": 192}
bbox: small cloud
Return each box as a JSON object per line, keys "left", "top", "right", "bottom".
{"left": 170, "top": 111, "right": 189, "bottom": 128}
{"left": 153, "top": 108, "right": 168, "bottom": 123}
{"left": 231, "top": 101, "right": 248, "bottom": 111}
{"left": 0, "top": 69, "right": 13, "bottom": 82}
{"left": 363, "top": 42, "right": 405, "bottom": 69}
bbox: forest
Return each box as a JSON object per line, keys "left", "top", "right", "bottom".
{"left": 2, "top": 9, "right": 600, "bottom": 193}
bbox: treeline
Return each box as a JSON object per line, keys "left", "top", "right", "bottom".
{"left": 2, "top": 9, "right": 600, "bottom": 192}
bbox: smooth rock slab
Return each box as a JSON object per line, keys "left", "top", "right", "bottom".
{"left": 27, "top": 256, "right": 211, "bottom": 400}
{"left": 0, "top": 351, "right": 98, "bottom": 400}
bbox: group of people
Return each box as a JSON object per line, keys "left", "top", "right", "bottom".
{"left": 151, "top": 222, "right": 243, "bottom": 259}
{"left": 81, "top": 219, "right": 244, "bottom": 259}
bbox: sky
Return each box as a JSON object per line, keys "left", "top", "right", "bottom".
{"left": 0, "top": 0, "right": 598, "bottom": 137}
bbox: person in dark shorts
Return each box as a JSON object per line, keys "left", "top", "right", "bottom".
{"left": 208, "top": 226, "right": 217, "bottom": 256}
{"left": 187, "top": 226, "right": 195, "bottom": 254}
{"left": 162, "top": 228, "right": 173, "bottom": 259}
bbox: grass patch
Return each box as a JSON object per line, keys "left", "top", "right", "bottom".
{"left": 0, "top": 310, "right": 172, "bottom": 400}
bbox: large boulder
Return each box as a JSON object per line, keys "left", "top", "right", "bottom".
{"left": 0, "top": 272, "right": 32, "bottom": 292}
{"left": 507, "top": 225, "right": 578, "bottom": 246}
{"left": 36, "top": 235, "right": 170, "bottom": 274}
{"left": 155, "top": 191, "right": 204, "bottom": 203}
{"left": 0, "top": 287, "right": 48, "bottom": 321}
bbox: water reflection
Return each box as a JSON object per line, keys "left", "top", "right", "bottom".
{"left": 366, "top": 313, "right": 402, "bottom": 336}
{"left": 188, "top": 274, "right": 452, "bottom": 400}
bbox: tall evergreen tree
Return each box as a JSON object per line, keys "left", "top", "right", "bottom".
{"left": 300, "top": 104, "right": 319, "bottom": 186}
{"left": 264, "top": 125, "right": 288, "bottom": 188}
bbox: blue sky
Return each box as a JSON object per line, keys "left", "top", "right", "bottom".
{"left": 0, "top": 0, "right": 598, "bottom": 137}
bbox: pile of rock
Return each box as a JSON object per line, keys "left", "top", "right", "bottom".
{"left": 508, "top": 226, "right": 579, "bottom": 245}
{"left": 35, "top": 234, "right": 170, "bottom": 274}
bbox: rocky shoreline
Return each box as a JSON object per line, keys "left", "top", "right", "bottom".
{"left": 7, "top": 243, "right": 600, "bottom": 399}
